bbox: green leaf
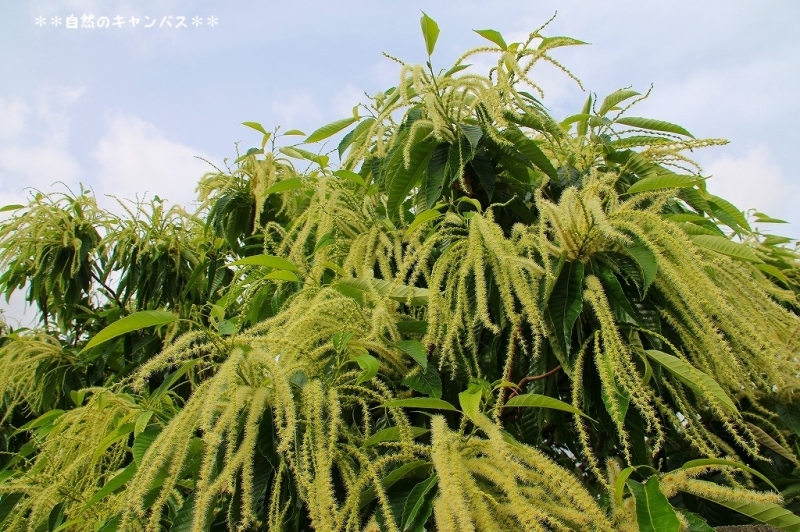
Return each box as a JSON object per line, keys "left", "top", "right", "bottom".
{"left": 681, "top": 458, "right": 778, "bottom": 491}
{"left": 282, "top": 129, "right": 305, "bottom": 136}
{"left": 458, "top": 390, "right": 485, "bottom": 424}
{"left": 52, "top": 520, "right": 86, "bottom": 532}
{"left": 562, "top": 113, "right": 592, "bottom": 128}
{"left": 132, "top": 429, "right": 160, "bottom": 465}
{"left": 443, "top": 64, "right": 471, "bottom": 77}
{"left": 606, "top": 149, "right": 659, "bottom": 180}
{"left": 304, "top": 117, "right": 358, "bottom": 143}
{"left": 217, "top": 319, "right": 237, "bottom": 335}
{"left": 81, "top": 310, "right": 177, "bottom": 353}
{"left": 615, "top": 117, "right": 694, "bottom": 138}
{"left": 150, "top": 359, "right": 201, "bottom": 403}
{"left": 395, "top": 340, "right": 428, "bottom": 370}
{"left": 599, "top": 353, "right": 630, "bottom": 424}
{"left": 264, "top": 270, "right": 300, "bottom": 282}
{"left": 382, "top": 398, "right": 458, "bottom": 411}
{"left": 505, "top": 393, "right": 592, "bottom": 419}
{"left": 473, "top": 29, "right": 507, "bottom": 50}
{"left": 627, "top": 174, "right": 703, "bottom": 195}
{"left": 691, "top": 235, "right": 762, "bottom": 263}
{"left": 15, "top": 409, "right": 64, "bottom": 435}
{"left": 684, "top": 480, "right": 800, "bottom": 531}
{"left": 679, "top": 511, "right": 715, "bottom": 532}
{"left": 644, "top": 350, "right": 737, "bottom": 414}
{"left": 396, "top": 321, "right": 428, "bottom": 335}
{"left": 338, "top": 117, "right": 375, "bottom": 158}
{"left": 133, "top": 411, "right": 153, "bottom": 436}
{"left": 70, "top": 390, "right": 86, "bottom": 407}
{"left": 777, "top": 403, "right": 800, "bottom": 437}
{"left": 419, "top": 12, "right": 440, "bottom": 56}
{"left": 546, "top": 260, "right": 584, "bottom": 358}
{"left": 0, "top": 204, "right": 23, "bottom": 213}
{"left": 757, "top": 263, "right": 791, "bottom": 286}
{"left": 234, "top": 148, "right": 263, "bottom": 163}
{"left": 263, "top": 177, "right": 304, "bottom": 195}
{"left": 598, "top": 89, "right": 640, "bottom": 117}
{"left": 423, "top": 143, "right": 449, "bottom": 209}
{"left": 615, "top": 467, "right": 637, "bottom": 507}
{"left": 387, "top": 136, "right": 436, "bottom": 217}
{"left": 764, "top": 235, "right": 794, "bottom": 246}
{"left": 84, "top": 463, "right": 137, "bottom": 509}
{"left": 93, "top": 423, "right": 135, "bottom": 461}
{"left": 279, "top": 146, "right": 329, "bottom": 167}
{"left": 241, "top": 121, "right": 268, "bottom": 135}
{"left": 405, "top": 209, "right": 442, "bottom": 241}
{"left": 676, "top": 222, "right": 724, "bottom": 237}
{"left": 228, "top": 254, "right": 298, "bottom": 272}
{"left": 351, "top": 352, "right": 380, "bottom": 385}
{"left": 333, "top": 169, "right": 366, "bottom": 187}
{"left": 402, "top": 364, "right": 442, "bottom": 399}
{"left": 593, "top": 262, "right": 642, "bottom": 325}
{"left": 626, "top": 240, "right": 658, "bottom": 295}
{"left": 0, "top": 493, "right": 23, "bottom": 526}
{"left": 360, "top": 460, "right": 431, "bottom": 508}
{"left": 401, "top": 474, "right": 438, "bottom": 532}
{"left": 627, "top": 477, "right": 681, "bottom": 532}
{"left": 459, "top": 124, "right": 483, "bottom": 150}
{"left": 754, "top": 212, "right": 788, "bottom": 224}
{"left": 333, "top": 278, "right": 429, "bottom": 306}
{"left": 503, "top": 126, "right": 558, "bottom": 181}
{"left": 363, "top": 426, "right": 430, "bottom": 448}
{"left": 537, "top": 36, "right": 588, "bottom": 51}
{"left": 577, "top": 95, "right": 592, "bottom": 137}
{"left": 707, "top": 194, "right": 751, "bottom": 232}
{"left": 746, "top": 422, "right": 798, "bottom": 464}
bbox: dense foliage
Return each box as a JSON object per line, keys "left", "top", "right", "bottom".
{"left": 1, "top": 14, "right": 800, "bottom": 531}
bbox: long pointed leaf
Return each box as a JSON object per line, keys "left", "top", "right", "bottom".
{"left": 387, "top": 137, "right": 436, "bottom": 217}
{"left": 401, "top": 474, "right": 438, "bottom": 532}
{"left": 333, "top": 278, "right": 429, "bottom": 306}
{"left": 627, "top": 477, "right": 681, "bottom": 532}
{"left": 627, "top": 174, "right": 702, "bottom": 194}
{"left": 419, "top": 12, "right": 439, "bottom": 56}
{"left": 363, "top": 426, "right": 430, "bottom": 448}
{"left": 625, "top": 240, "right": 658, "bottom": 295}
{"left": 473, "top": 29, "right": 507, "bottom": 50}
{"left": 228, "top": 254, "right": 298, "bottom": 271}
{"left": 84, "top": 463, "right": 137, "bottom": 509}
{"left": 505, "top": 393, "right": 592, "bottom": 419}
{"left": 680, "top": 458, "right": 778, "bottom": 491}
{"left": 598, "top": 89, "right": 640, "bottom": 117}
{"left": 382, "top": 398, "right": 458, "bottom": 411}
{"left": 615, "top": 117, "right": 694, "bottom": 138}
{"left": 683, "top": 480, "right": 800, "bottom": 531}
{"left": 691, "top": 235, "right": 762, "bottom": 263}
{"left": 81, "top": 311, "right": 177, "bottom": 353}
{"left": 644, "top": 350, "right": 737, "bottom": 414}
{"left": 304, "top": 117, "right": 357, "bottom": 144}
{"left": 546, "top": 261, "right": 584, "bottom": 357}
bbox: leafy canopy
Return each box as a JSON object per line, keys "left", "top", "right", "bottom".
{"left": 1, "top": 13, "right": 800, "bottom": 532}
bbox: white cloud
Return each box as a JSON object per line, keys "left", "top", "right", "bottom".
{"left": 705, "top": 146, "right": 799, "bottom": 233}
{"left": 333, "top": 83, "right": 367, "bottom": 118}
{"left": 0, "top": 86, "right": 83, "bottom": 193}
{"left": 268, "top": 92, "right": 324, "bottom": 133}
{"left": 92, "top": 112, "right": 217, "bottom": 210}
{"left": 0, "top": 97, "right": 29, "bottom": 141}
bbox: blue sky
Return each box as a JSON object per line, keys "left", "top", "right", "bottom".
{"left": 2, "top": 0, "right": 799, "bottom": 322}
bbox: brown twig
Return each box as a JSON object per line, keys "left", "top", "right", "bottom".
{"left": 507, "top": 364, "right": 563, "bottom": 401}
{"left": 518, "top": 364, "right": 562, "bottom": 388}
